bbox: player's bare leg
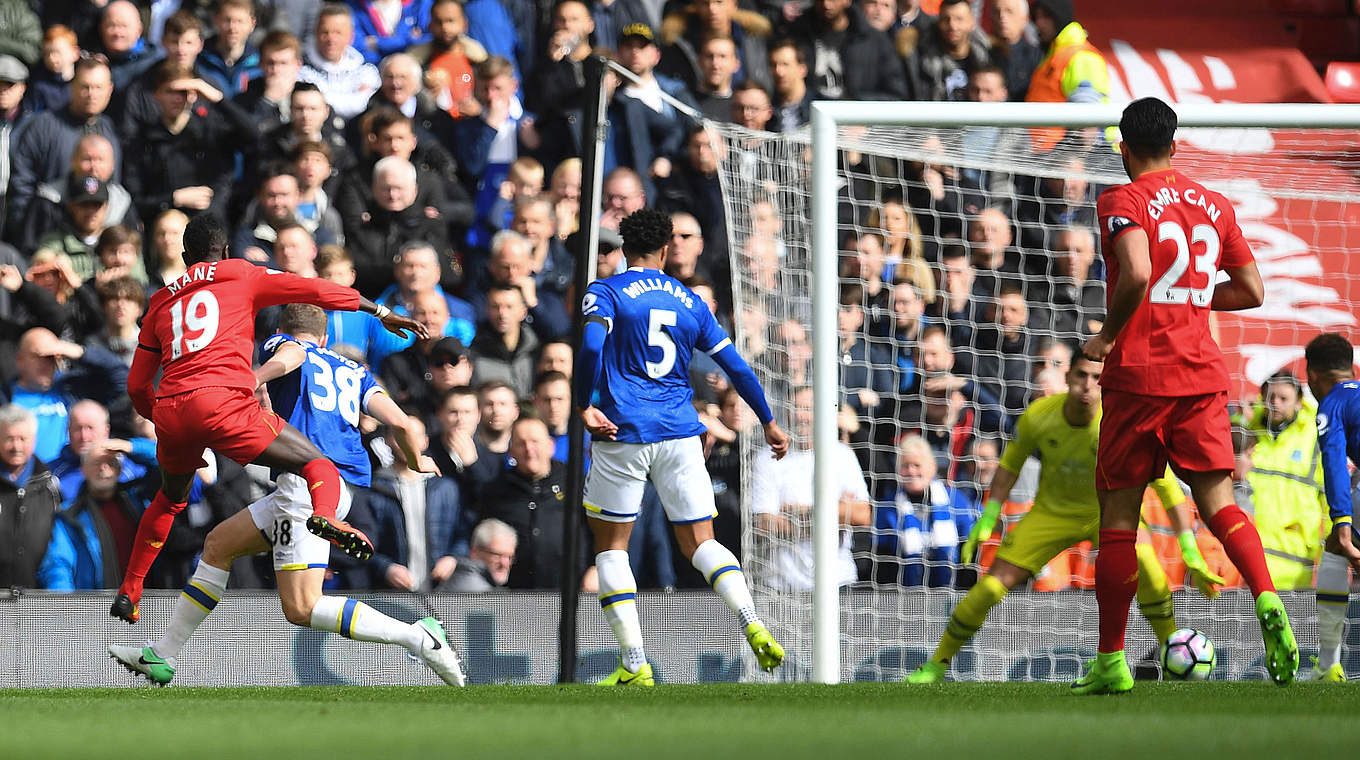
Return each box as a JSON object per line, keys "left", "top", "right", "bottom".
{"left": 1071, "top": 486, "right": 1141, "bottom": 695}
{"left": 1185, "top": 469, "right": 1298, "bottom": 685}
{"left": 254, "top": 425, "right": 373, "bottom": 560}
{"left": 109, "top": 508, "right": 261, "bottom": 684}
{"left": 673, "top": 519, "right": 783, "bottom": 673}
{"left": 111, "top": 505, "right": 464, "bottom": 686}
{"left": 112, "top": 469, "right": 197, "bottom": 623}
{"left": 908, "top": 559, "right": 1031, "bottom": 684}
{"left": 587, "top": 516, "right": 654, "bottom": 685}
{"left": 275, "top": 569, "right": 465, "bottom": 685}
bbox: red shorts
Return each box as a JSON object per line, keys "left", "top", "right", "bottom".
{"left": 1095, "top": 388, "right": 1234, "bottom": 490}
{"left": 153, "top": 387, "right": 284, "bottom": 474}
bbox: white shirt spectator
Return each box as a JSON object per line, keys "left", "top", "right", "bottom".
{"left": 299, "top": 42, "right": 381, "bottom": 120}
{"left": 750, "top": 441, "right": 867, "bottom": 591}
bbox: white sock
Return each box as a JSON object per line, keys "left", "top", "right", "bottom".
{"left": 596, "top": 550, "right": 646, "bottom": 672}
{"left": 691, "top": 539, "right": 761, "bottom": 629}
{"left": 152, "top": 561, "right": 230, "bottom": 659}
{"left": 309, "top": 596, "right": 424, "bottom": 652}
{"left": 1316, "top": 551, "right": 1350, "bottom": 670}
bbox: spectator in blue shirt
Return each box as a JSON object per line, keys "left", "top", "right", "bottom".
{"left": 37, "top": 446, "right": 143, "bottom": 590}
{"left": 873, "top": 434, "right": 976, "bottom": 587}
{"left": 8, "top": 327, "right": 128, "bottom": 463}
{"left": 98, "top": 1, "right": 163, "bottom": 92}
{"left": 368, "top": 241, "right": 477, "bottom": 369}
{"left": 47, "top": 399, "right": 156, "bottom": 504}
{"left": 196, "top": 0, "right": 261, "bottom": 99}
{"left": 316, "top": 244, "right": 378, "bottom": 354}
{"left": 350, "top": 0, "right": 433, "bottom": 64}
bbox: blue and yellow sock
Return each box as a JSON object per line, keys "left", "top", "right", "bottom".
{"left": 690, "top": 539, "right": 761, "bottom": 628}
{"left": 152, "top": 561, "right": 229, "bottom": 659}
{"left": 597, "top": 550, "right": 647, "bottom": 672}
{"left": 1316, "top": 551, "right": 1350, "bottom": 669}
{"left": 308, "top": 596, "right": 424, "bottom": 652}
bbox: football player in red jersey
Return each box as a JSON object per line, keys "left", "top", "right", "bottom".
{"left": 111, "top": 214, "right": 427, "bottom": 624}
{"left": 1072, "top": 97, "right": 1298, "bottom": 693}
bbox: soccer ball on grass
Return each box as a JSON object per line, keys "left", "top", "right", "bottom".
{"left": 1161, "top": 628, "right": 1215, "bottom": 681}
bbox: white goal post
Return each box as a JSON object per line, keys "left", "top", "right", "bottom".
{"left": 800, "top": 101, "right": 1360, "bottom": 684}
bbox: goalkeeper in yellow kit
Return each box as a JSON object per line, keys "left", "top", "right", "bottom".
{"left": 907, "top": 354, "right": 1224, "bottom": 683}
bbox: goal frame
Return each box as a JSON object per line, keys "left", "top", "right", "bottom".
{"left": 806, "top": 100, "right": 1360, "bottom": 684}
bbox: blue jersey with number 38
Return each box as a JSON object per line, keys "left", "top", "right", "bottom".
{"left": 583, "top": 268, "right": 731, "bottom": 444}
{"left": 261, "top": 333, "right": 383, "bottom": 487}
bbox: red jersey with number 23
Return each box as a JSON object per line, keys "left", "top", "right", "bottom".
{"left": 1096, "top": 168, "right": 1254, "bottom": 397}
{"left": 134, "top": 259, "right": 360, "bottom": 404}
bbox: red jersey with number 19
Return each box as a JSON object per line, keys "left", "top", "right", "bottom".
{"left": 1096, "top": 168, "right": 1254, "bottom": 397}
{"left": 133, "top": 259, "right": 360, "bottom": 407}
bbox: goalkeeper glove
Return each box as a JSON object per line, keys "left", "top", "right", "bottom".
{"left": 961, "top": 499, "right": 1002, "bottom": 564}
{"left": 1179, "top": 531, "right": 1225, "bottom": 599}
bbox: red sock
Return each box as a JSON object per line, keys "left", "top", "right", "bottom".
{"left": 1206, "top": 504, "right": 1275, "bottom": 596}
{"left": 1095, "top": 529, "right": 1138, "bottom": 654}
{"left": 301, "top": 458, "right": 341, "bottom": 520}
{"left": 120, "top": 491, "right": 186, "bottom": 598}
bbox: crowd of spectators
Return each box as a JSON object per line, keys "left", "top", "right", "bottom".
{"left": 0, "top": 0, "right": 1325, "bottom": 598}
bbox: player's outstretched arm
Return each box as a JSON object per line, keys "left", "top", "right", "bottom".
{"left": 254, "top": 340, "right": 306, "bottom": 387}
{"left": 1082, "top": 227, "right": 1150, "bottom": 362}
{"left": 251, "top": 266, "right": 427, "bottom": 340}
{"left": 366, "top": 390, "right": 442, "bottom": 475}
{"left": 358, "top": 297, "right": 427, "bottom": 339}
{"left": 1211, "top": 262, "right": 1265, "bottom": 312}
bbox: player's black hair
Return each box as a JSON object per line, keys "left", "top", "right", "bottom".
{"left": 1304, "top": 333, "right": 1354, "bottom": 375}
{"left": 619, "top": 208, "right": 672, "bottom": 257}
{"left": 279, "top": 303, "right": 328, "bottom": 338}
{"left": 182, "top": 213, "right": 229, "bottom": 264}
{"left": 1119, "top": 97, "right": 1178, "bottom": 159}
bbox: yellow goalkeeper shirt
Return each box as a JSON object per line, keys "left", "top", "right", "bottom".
{"left": 998, "top": 393, "right": 1183, "bottom": 517}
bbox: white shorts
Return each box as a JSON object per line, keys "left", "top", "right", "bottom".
{"left": 248, "top": 473, "right": 353, "bottom": 571}
{"left": 584, "top": 436, "right": 717, "bottom": 524}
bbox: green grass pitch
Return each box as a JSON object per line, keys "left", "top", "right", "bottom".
{"left": 3, "top": 682, "right": 1357, "bottom": 759}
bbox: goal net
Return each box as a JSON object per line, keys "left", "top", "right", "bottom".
{"left": 709, "top": 104, "right": 1360, "bottom": 682}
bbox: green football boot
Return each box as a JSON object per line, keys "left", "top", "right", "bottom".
{"left": 905, "top": 661, "right": 946, "bottom": 684}
{"left": 1310, "top": 658, "right": 1347, "bottom": 682}
{"left": 1070, "top": 652, "right": 1134, "bottom": 695}
{"left": 745, "top": 622, "right": 785, "bottom": 673}
{"left": 1255, "top": 591, "right": 1299, "bottom": 687}
{"left": 108, "top": 643, "right": 175, "bottom": 686}
{"left": 597, "top": 662, "right": 655, "bottom": 686}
